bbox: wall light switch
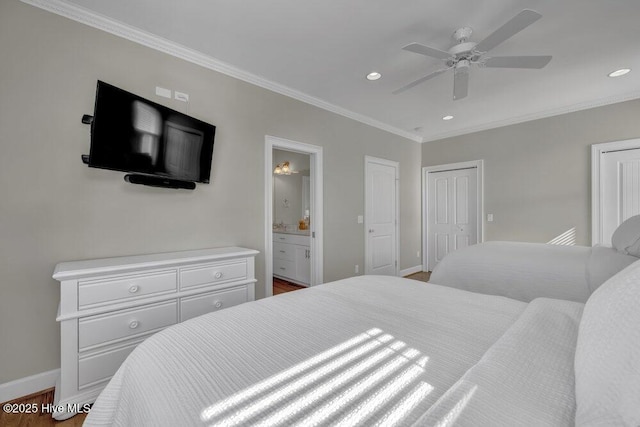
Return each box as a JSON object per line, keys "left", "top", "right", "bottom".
{"left": 487, "top": 213, "right": 494, "bottom": 222}
{"left": 357, "top": 215, "right": 363, "bottom": 224}
{"left": 155, "top": 86, "right": 171, "bottom": 98}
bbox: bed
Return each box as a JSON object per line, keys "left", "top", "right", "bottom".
{"left": 429, "top": 215, "right": 640, "bottom": 303}
{"left": 428, "top": 241, "right": 637, "bottom": 302}
{"left": 84, "top": 262, "right": 640, "bottom": 426}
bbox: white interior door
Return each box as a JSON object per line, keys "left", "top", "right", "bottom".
{"left": 601, "top": 148, "right": 640, "bottom": 245}
{"left": 365, "top": 157, "right": 398, "bottom": 275}
{"left": 427, "top": 167, "right": 477, "bottom": 269}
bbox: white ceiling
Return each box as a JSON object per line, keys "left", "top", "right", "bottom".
{"left": 28, "top": 0, "right": 640, "bottom": 142}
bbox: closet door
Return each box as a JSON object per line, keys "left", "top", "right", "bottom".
{"left": 427, "top": 167, "right": 478, "bottom": 269}
{"left": 600, "top": 148, "right": 640, "bottom": 245}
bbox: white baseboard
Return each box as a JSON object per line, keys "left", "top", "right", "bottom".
{"left": 0, "top": 369, "right": 59, "bottom": 403}
{"left": 400, "top": 265, "right": 423, "bottom": 277}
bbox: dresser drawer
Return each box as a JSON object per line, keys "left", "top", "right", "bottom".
{"left": 274, "top": 258, "right": 295, "bottom": 279}
{"left": 273, "top": 233, "right": 310, "bottom": 246}
{"left": 180, "top": 286, "right": 248, "bottom": 322}
{"left": 180, "top": 261, "right": 247, "bottom": 290}
{"left": 78, "top": 339, "right": 144, "bottom": 389}
{"left": 273, "top": 242, "right": 295, "bottom": 261}
{"left": 78, "top": 270, "right": 177, "bottom": 308}
{"left": 79, "top": 301, "right": 177, "bottom": 350}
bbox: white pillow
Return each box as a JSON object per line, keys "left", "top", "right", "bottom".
{"left": 611, "top": 215, "right": 640, "bottom": 257}
{"left": 574, "top": 259, "right": 640, "bottom": 426}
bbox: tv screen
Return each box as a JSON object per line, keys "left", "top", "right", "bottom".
{"left": 89, "top": 81, "right": 216, "bottom": 183}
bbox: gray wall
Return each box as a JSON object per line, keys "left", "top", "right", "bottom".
{"left": 0, "top": 1, "right": 422, "bottom": 383}
{"left": 422, "top": 99, "right": 640, "bottom": 246}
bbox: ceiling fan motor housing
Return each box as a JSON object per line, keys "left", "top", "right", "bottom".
{"left": 452, "top": 27, "right": 473, "bottom": 42}
{"left": 456, "top": 59, "right": 470, "bottom": 70}
{"left": 449, "top": 41, "right": 477, "bottom": 57}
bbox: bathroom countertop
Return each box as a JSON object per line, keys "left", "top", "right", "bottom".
{"left": 273, "top": 229, "right": 311, "bottom": 236}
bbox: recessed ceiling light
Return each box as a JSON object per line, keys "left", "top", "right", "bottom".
{"left": 366, "top": 72, "right": 382, "bottom": 81}
{"left": 442, "top": 115, "right": 454, "bottom": 121}
{"left": 608, "top": 68, "right": 631, "bottom": 78}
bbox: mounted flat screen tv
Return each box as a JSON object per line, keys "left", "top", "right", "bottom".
{"left": 88, "top": 81, "right": 216, "bottom": 184}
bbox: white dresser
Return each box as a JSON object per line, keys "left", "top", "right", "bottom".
{"left": 273, "top": 232, "right": 310, "bottom": 286}
{"left": 52, "top": 247, "right": 258, "bottom": 420}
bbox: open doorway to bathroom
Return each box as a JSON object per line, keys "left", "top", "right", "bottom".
{"left": 265, "top": 136, "right": 323, "bottom": 297}
{"left": 272, "top": 149, "right": 311, "bottom": 293}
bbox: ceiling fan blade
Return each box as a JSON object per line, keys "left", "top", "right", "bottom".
{"left": 393, "top": 69, "right": 449, "bottom": 95}
{"left": 484, "top": 55, "right": 552, "bottom": 69}
{"left": 402, "top": 43, "right": 451, "bottom": 60}
{"left": 475, "top": 9, "right": 542, "bottom": 53}
{"left": 453, "top": 66, "right": 469, "bottom": 101}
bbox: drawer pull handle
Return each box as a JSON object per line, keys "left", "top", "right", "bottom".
{"left": 213, "top": 300, "right": 223, "bottom": 309}
{"left": 279, "top": 237, "right": 286, "bottom": 240}
{"left": 280, "top": 267, "right": 286, "bottom": 271}
{"left": 129, "top": 320, "right": 139, "bottom": 329}
{"left": 279, "top": 250, "right": 286, "bottom": 253}
{"left": 128, "top": 285, "right": 139, "bottom": 293}
{"left": 214, "top": 272, "right": 223, "bottom": 279}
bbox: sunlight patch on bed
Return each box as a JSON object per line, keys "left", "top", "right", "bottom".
{"left": 200, "top": 328, "right": 383, "bottom": 421}
{"left": 200, "top": 328, "right": 434, "bottom": 426}
{"left": 292, "top": 350, "right": 427, "bottom": 426}
{"left": 547, "top": 227, "right": 576, "bottom": 246}
{"left": 375, "top": 382, "right": 436, "bottom": 426}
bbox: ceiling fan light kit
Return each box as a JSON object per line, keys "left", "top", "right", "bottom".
{"left": 395, "top": 9, "right": 552, "bottom": 101}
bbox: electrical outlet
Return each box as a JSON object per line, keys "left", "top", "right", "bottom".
{"left": 487, "top": 213, "right": 494, "bottom": 222}
{"left": 355, "top": 265, "right": 359, "bottom": 274}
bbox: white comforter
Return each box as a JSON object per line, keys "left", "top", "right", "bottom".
{"left": 429, "top": 242, "right": 637, "bottom": 303}
{"left": 85, "top": 276, "right": 583, "bottom": 427}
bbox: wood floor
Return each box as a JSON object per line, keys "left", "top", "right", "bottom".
{"left": 404, "top": 270, "right": 431, "bottom": 282}
{"left": 0, "top": 388, "right": 87, "bottom": 427}
{"left": 273, "top": 277, "right": 306, "bottom": 295}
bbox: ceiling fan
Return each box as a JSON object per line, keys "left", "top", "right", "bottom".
{"left": 394, "top": 9, "right": 552, "bottom": 100}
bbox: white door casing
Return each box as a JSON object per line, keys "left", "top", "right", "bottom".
{"left": 592, "top": 139, "right": 640, "bottom": 246}
{"left": 265, "top": 136, "right": 323, "bottom": 297}
{"left": 365, "top": 156, "right": 399, "bottom": 276}
{"left": 422, "top": 160, "right": 484, "bottom": 271}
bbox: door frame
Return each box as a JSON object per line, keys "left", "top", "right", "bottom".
{"left": 591, "top": 138, "right": 640, "bottom": 246}
{"left": 265, "top": 136, "right": 324, "bottom": 297}
{"left": 422, "top": 160, "right": 484, "bottom": 271}
{"left": 364, "top": 156, "right": 400, "bottom": 276}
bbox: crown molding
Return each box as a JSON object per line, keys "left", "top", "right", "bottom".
{"left": 20, "top": 0, "right": 422, "bottom": 143}
{"left": 420, "top": 90, "right": 640, "bottom": 143}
